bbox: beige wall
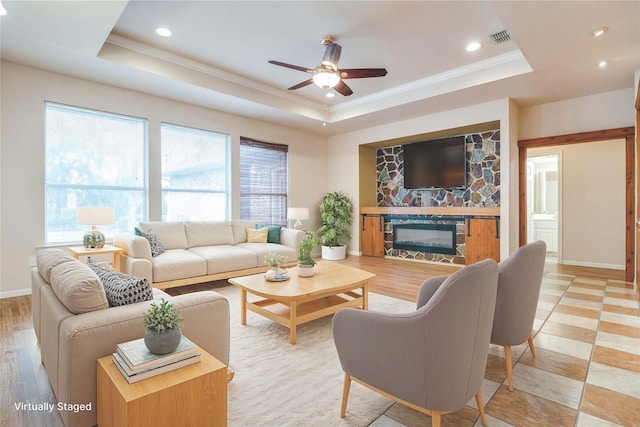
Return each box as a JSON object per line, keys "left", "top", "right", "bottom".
{"left": 518, "top": 88, "right": 635, "bottom": 140}
{"left": 0, "top": 61, "right": 328, "bottom": 297}
{"left": 561, "top": 139, "right": 626, "bottom": 269}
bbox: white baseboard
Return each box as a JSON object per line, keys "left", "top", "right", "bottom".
{"left": 561, "top": 260, "right": 625, "bottom": 270}
{"left": 0, "top": 287, "right": 32, "bottom": 299}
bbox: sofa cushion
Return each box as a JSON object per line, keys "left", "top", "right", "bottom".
{"left": 86, "top": 258, "right": 153, "bottom": 307}
{"left": 235, "top": 243, "right": 297, "bottom": 266}
{"left": 246, "top": 227, "right": 268, "bottom": 243}
{"left": 189, "top": 245, "right": 258, "bottom": 275}
{"left": 256, "top": 224, "right": 282, "bottom": 244}
{"left": 36, "top": 248, "right": 76, "bottom": 283}
{"left": 185, "top": 221, "right": 234, "bottom": 247}
{"left": 138, "top": 221, "right": 188, "bottom": 250}
{"left": 49, "top": 261, "right": 109, "bottom": 314}
{"left": 151, "top": 249, "right": 207, "bottom": 283}
{"left": 231, "top": 220, "right": 258, "bottom": 244}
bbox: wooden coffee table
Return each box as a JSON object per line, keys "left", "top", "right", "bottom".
{"left": 228, "top": 262, "right": 375, "bottom": 344}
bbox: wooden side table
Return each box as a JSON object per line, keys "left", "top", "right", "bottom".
{"left": 68, "top": 244, "right": 122, "bottom": 271}
{"left": 96, "top": 346, "right": 227, "bottom": 427}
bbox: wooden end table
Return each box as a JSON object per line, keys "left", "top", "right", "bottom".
{"left": 68, "top": 244, "right": 123, "bottom": 272}
{"left": 228, "top": 262, "right": 375, "bottom": 345}
{"left": 97, "top": 346, "right": 227, "bottom": 427}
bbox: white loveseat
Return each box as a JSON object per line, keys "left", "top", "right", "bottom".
{"left": 115, "top": 220, "right": 305, "bottom": 289}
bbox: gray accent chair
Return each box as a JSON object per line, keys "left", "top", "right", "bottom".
{"left": 332, "top": 259, "right": 499, "bottom": 427}
{"left": 491, "top": 240, "right": 547, "bottom": 391}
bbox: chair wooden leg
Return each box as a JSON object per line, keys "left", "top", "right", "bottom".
{"left": 504, "top": 345, "right": 514, "bottom": 391}
{"left": 475, "top": 390, "right": 488, "bottom": 426}
{"left": 528, "top": 335, "right": 536, "bottom": 358}
{"left": 340, "top": 373, "right": 351, "bottom": 418}
{"left": 431, "top": 411, "right": 441, "bottom": 427}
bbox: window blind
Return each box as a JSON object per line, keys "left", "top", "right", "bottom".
{"left": 239, "top": 137, "right": 288, "bottom": 225}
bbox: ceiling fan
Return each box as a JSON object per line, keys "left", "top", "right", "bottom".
{"left": 268, "top": 35, "right": 387, "bottom": 96}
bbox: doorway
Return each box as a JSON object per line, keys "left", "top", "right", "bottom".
{"left": 518, "top": 127, "right": 635, "bottom": 281}
{"left": 526, "top": 151, "right": 560, "bottom": 263}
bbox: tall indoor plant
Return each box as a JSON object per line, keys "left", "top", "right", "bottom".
{"left": 317, "top": 191, "right": 354, "bottom": 260}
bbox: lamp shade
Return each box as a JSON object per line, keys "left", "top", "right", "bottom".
{"left": 287, "top": 208, "right": 309, "bottom": 221}
{"left": 76, "top": 207, "right": 114, "bottom": 225}
{"left": 288, "top": 207, "right": 309, "bottom": 230}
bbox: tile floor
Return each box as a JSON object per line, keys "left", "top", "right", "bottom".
{"left": 369, "top": 269, "right": 640, "bottom": 426}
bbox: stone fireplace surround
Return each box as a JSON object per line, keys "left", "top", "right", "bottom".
{"left": 373, "top": 130, "right": 501, "bottom": 264}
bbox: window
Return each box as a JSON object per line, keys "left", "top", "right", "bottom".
{"left": 239, "top": 138, "right": 288, "bottom": 225}
{"left": 161, "top": 123, "right": 230, "bottom": 221}
{"left": 45, "top": 103, "right": 147, "bottom": 245}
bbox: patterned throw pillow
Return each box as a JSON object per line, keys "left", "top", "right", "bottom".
{"left": 135, "top": 227, "right": 165, "bottom": 257}
{"left": 86, "top": 258, "right": 153, "bottom": 307}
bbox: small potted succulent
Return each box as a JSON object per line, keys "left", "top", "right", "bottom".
{"left": 297, "top": 231, "right": 318, "bottom": 277}
{"left": 142, "top": 298, "right": 183, "bottom": 355}
{"left": 264, "top": 252, "right": 287, "bottom": 280}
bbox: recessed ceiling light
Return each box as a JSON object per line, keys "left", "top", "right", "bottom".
{"left": 592, "top": 27, "right": 608, "bottom": 37}
{"left": 598, "top": 60, "right": 608, "bottom": 68}
{"left": 155, "top": 27, "right": 172, "bottom": 37}
{"left": 466, "top": 42, "right": 482, "bottom": 52}
{"left": 325, "top": 92, "right": 336, "bottom": 98}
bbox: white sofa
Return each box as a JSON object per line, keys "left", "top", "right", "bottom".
{"left": 32, "top": 248, "right": 230, "bottom": 427}
{"left": 115, "top": 220, "right": 305, "bottom": 289}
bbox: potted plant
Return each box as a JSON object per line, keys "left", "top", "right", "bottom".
{"left": 297, "top": 231, "right": 318, "bottom": 277}
{"left": 142, "top": 298, "right": 183, "bottom": 355}
{"left": 317, "top": 191, "right": 354, "bottom": 260}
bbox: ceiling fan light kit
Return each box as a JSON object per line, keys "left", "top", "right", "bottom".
{"left": 268, "top": 35, "right": 387, "bottom": 96}
{"left": 312, "top": 68, "right": 340, "bottom": 89}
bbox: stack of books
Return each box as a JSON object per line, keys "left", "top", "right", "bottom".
{"left": 112, "top": 336, "right": 201, "bottom": 383}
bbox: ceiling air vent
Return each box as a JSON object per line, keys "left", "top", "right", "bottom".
{"left": 490, "top": 30, "right": 511, "bottom": 44}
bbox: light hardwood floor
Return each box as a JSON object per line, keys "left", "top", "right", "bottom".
{"left": 2, "top": 256, "right": 637, "bottom": 427}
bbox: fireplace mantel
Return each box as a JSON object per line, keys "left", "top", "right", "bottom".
{"left": 360, "top": 206, "right": 500, "bottom": 217}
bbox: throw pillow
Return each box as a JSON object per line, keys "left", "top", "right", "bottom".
{"left": 87, "top": 258, "right": 153, "bottom": 307}
{"left": 246, "top": 227, "right": 268, "bottom": 243}
{"left": 49, "top": 260, "right": 109, "bottom": 314}
{"left": 135, "top": 227, "right": 165, "bottom": 257}
{"left": 256, "top": 224, "right": 282, "bottom": 244}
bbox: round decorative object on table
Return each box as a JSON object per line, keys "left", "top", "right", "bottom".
{"left": 144, "top": 327, "right": 182, "bottom": 355}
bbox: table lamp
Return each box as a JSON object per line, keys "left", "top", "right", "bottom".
{"left": 287, "top": 207, "right": 309, "bottom": 230}
{"left": 76, "top": 207, "right": 114, "bottom": 249}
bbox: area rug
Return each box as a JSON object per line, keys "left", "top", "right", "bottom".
{"left": 213, "top": 285, "right": 416, "bottom": 427}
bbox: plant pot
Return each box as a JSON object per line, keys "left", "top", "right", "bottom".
{"left": 321, "top": 245, "right": 346, "bottom": 261}
{"left": 297, "top": 263, "right": 315, "bottom": 277}
{"left": 144, "top": 327, "right": 182, "bottom": 355}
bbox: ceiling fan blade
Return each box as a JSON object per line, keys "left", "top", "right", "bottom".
{"left": 268, "top": 60, "right": 313, "bottom": 74}
{"left": 333, "top": 80, "right": 353, "bottom": 96}
{"left": 339, "top": 68, "right": 388, "bottom": 79}
{"left": 288, "top": 79, "right": 314, "bottom": 90}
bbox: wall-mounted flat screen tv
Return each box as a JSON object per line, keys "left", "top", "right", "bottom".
{"left": 402, "top": 136, "right": 466, "bottom": 189}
